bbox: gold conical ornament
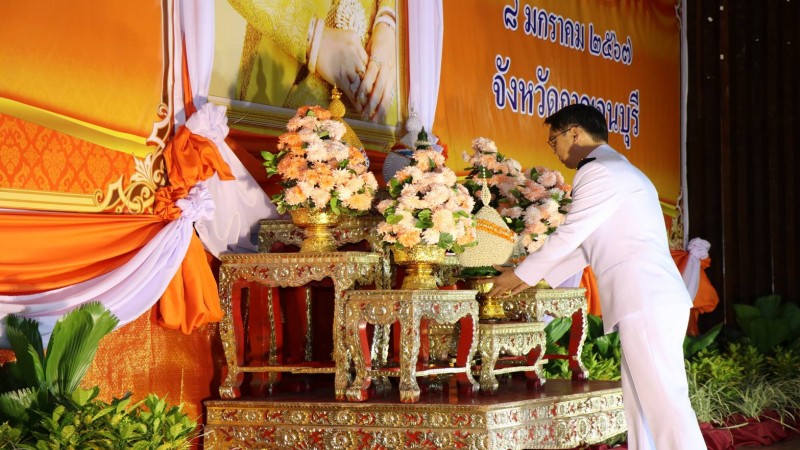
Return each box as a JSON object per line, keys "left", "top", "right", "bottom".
{"left": 328, "top": 86, "right": 365, "bottom": 150}
{"left": 458, "top": 178, "right": 516, "bottom": 320}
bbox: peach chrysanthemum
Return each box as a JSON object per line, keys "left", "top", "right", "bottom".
{"left": 343, "top": 193, "right": 372, "bottom": 211}
{"left": 397, "top": 229, "right": 422, "bottom": 247}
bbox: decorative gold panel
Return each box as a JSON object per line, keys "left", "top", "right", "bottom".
{"left": 204, "top": 382, "right": 626, "bottom": 449}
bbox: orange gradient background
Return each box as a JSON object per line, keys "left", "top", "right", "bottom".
{"left": 0, "top": 1, "right": 166, "bottom": 139}
{"left": 436, "top": 0, "right": 681, "bottom": 203}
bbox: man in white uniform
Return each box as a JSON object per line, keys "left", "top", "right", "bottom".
{"left": 488, "top": 104, "right": 706, "bottom": 449}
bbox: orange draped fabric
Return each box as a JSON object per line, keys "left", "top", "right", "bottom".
{"left": 579, "top": 266, "right": 603, "bottom": 317}
{"left": 0, "top": 124, "right": 233, "bottom": 333}
{"left": 156, "top": 233, "right": 223, "bottom": 333}
{"left": 163, "top": 126, "right": 235, "bottom": 189}
{"left": 0, "top": 212, "right": 164, "bottom": 293}
{"left": 671, "top": 249, "right": 720, "bottom": 335}
{"left": 149, "top": 125, "right": 233, "bottom": 332}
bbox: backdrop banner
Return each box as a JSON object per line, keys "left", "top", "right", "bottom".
{"left": 436, "top": 0, "right": 681, "bottom": 204}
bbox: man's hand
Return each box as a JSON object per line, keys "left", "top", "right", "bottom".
{"left": 487, "top": 265, "right": 530, "bottom": 298}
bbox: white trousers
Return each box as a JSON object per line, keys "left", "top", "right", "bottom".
{"left": 617, "top": 305, "right": 706, "bottom": 450}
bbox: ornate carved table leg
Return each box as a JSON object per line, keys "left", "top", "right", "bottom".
{"left": 333, "top": 292, "right": 350, "bottom": 400}
{"left": 455, "top": 313, "right": 480, "bottom": 395}
{"left": 399, "top": 308, "right": 422, "bottom": 403}
{"left": 478, "top": 333, "right": 501, "bottom": 394}
{"left": 525, "top": 331, "right": 547, "bottom": 389}
{"left": 345, "top": 308, "right": 373, "bottom": 402}
{"left": 370, "top": 324, "right": 392, "bottom": 392}
{"left": 218, "top": 266, "right": 244, "bottom": 399}
{"left": 568, "top": 307, "right": 589, "bottom": 381}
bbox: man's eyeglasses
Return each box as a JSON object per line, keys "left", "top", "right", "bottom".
{"left": 547, "top": 126, "right": 576, "bottom": 149}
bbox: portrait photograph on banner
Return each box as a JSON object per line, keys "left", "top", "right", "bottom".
{"left": 210, "top": 0, "right": 407, "bottom": 149}
{"left": 436, "top": 0, "right": 680, "bottom": 210}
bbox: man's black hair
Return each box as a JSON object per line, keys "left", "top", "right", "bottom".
{"left": 544, "top": 103, "right": 609, "bottom": 142}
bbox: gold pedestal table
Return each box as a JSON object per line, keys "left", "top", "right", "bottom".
{"left": 504, "top": 287, "right": 589, "bottom": 380}
{"left": 258, "top": 216, "right": 384, "bottom": 253}
{"left": 343, "top": 289, "right": 480, "bottom": 403}
{"left": 217, "top": 252, "right": 382, "bottom": 400}
{"left": 477, "top": 321, "right": 547, "bottom": 393}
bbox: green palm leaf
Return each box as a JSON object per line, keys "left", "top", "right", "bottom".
{"left": 2, "top": 318, "right": 45, "bottom": 392}
{"left": 5, "top": 315, "right": 44, "bottom": 361}
{"left": 0, "top": 387, "right": 40, "bottom": 424}
{"left": 44, "top": 303, "right": 119, "bottom": 398}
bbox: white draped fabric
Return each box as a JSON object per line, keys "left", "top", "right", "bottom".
{"left": 174, "top": 0, "right": 279, "bottom": 256}
{"left": 681, "top": 237, "right": 710, "bottom": 300}
{"left": 0, "top": 185, "right": 215, "bottom": 344}
{"left": 407, "top": 0, "right": 444, "bottom": 144}
{"left": 184, "top": 103, "right": 281, "bottom": 255}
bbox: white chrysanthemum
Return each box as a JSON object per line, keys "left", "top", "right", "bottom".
{"left": 548, "top": 212, "right": 566, "bottom": 227}
{"left": 296, "top": 181, "right": 315, "bottom": 196}
{"left": 305, "top": 141, "right": 328, "bottom": 162}
{"left": 500, "top": 206, "right": 524, "bottom": 219}
{"left": 310, "top": 188, "right": 331, "bottom": 207}
{"left": 332, "top": 168, "right": 351, "bottom": 185}
{"left": 421, "top": 228, "right": 441, "bottom": 245}
{"left": 424, "top": 184, "right": 451, "bottom": 207}
{"left": 344, "top": 175, "right": 365, "bottom": 194}
{"left": 548, "top": 187, "right": 565, "bottom": 201}
{"left": 298, "top": 128, "right": 320, "bottom": 144}
{"left": 471, "top": 137, "right": 498, "bottom": 154}
{"left": 327, "top": 140, "right": 350, "bottom": 162}
{"left": 319, "top": 120, "right": 347, "bottom": 141}
{"left": 399, "top": 195, "right": 429, "bottom": 211}
{"left": 524, "top": 206, "right": 542, "bottom": 225}
{"left": 430, "top": 209, "right": 454, "bottom": 232}
{"left": 363, "top": 173, "right": 379, "bottom": 190}
{"left": 544, "top": 198, "right": 560, "bottom": 216}
{"left": 336, "top": 185, "right": 354, "bottom": 200}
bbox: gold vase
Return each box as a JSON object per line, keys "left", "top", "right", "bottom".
{"left": 288, "top": 208, "right": 341, "bottom": 253}
{"left": 392, "top": 245, "right": 446, "bottom": 290}
{"left": 463, "top": 275, "right": 506, "bottom": 321}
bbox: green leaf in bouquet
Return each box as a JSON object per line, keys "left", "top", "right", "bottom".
{"left": 386, "top": 213, "right": 402, "bottom": 225}
{"left": 388, "top": 178, "right": 403, "bottom": 198}
{"left": 415, "top": 209, "right": 433, "bottom": 229}
{"left": 337, "top": 158, "right": 349, "bottom": 169}
{"left": 428, "top": 157, "right": 436, "bottom": 170}
{"left": 329, "top": 196, "right": 341, "bottom": 215}
{"left": 437, "top": 232, "right": 454, "bottom": 249}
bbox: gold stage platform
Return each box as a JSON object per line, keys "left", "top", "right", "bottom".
{"left": 204, "top": 377, "right": 626, "bottom": 449}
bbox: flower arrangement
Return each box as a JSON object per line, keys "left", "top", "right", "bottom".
{"left": 462, "top": 137, "right": 572, "bottom": 254}
{"left": 377, "top": 130, "right": 477, "bottom": 253}
{"left": 262, "top": 105, "right": 378, "bottom": 215}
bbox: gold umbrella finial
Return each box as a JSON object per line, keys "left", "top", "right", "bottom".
{"left": 328, "top": 86, "right": 364, "bottom": 149}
